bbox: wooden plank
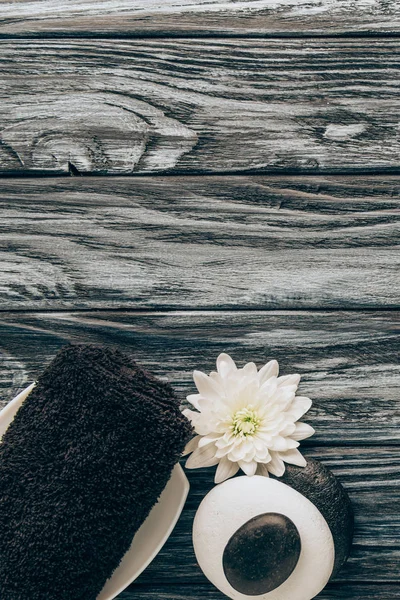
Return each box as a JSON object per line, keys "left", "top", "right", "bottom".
{"left": 119, "top": 583, "right": 400, "bottom": 600}
{"left": 0, "top": 40, "right": 400, "bottom": 174}
{"left": 0, "top": 310, "right": 399, "bottom": 444}
{"left": 0, "top": 176, "right": 399, "bottom": 310}
{"left": 1, "top": 1, "right": 400, "bottom": 37}
{"left": 1, "top": 309, "right": 399, "bottom": 584}
{"left": 1, "top": 313, "right": 398, "bottom": 587}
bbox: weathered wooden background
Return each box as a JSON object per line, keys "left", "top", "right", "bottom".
{"left": 0, "top": 1, "right": 399, "bottom": 599}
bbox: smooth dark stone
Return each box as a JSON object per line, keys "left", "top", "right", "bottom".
{"left": 274, "top": 458, "right": 354, "bottom": 578}
{"left": 222, "top": 512, "right": 301, "bottom": 595}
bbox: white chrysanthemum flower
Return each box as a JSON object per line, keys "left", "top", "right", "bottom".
{"left": 182, "top": 353, "right": 314, "bottom": 484}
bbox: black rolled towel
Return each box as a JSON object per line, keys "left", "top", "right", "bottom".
{"left": 0, "top": 344, "right": 193, "bottom": 600}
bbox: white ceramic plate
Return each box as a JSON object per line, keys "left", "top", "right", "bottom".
{"left": 0, "top": 384, "right": 190, "bottom": 600}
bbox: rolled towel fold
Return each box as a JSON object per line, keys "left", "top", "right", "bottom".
{"left": 0, "top": 344, "right": 192, "bottom": 600}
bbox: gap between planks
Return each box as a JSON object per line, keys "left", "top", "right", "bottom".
{"left": 1, "top": 307, "right": 400, "bottom": 314}
{"left": 2, "top": 33, "right": 400, "bottom": 40}
{"left": 3, "top": 168, "right": 400, "bottom": 179}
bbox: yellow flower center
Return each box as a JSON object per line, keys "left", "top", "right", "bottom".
{"left": 231, "top": 407, "right": 260, "bottom": 438}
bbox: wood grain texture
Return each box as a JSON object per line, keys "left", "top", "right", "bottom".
{"left": 0, "top": 39, "right": 400, "bottom": 174}
{"left": 1, "top": 0, "right": 400, "bottom": 36}
{"left": 0, "top": 310, "right": 399, "bottom": 444}
{"left": 1, "top": 312, "right": 398, "bottom": 591}
{"left": 118, "top": 583, "right": 400, "bottom": 600}
{"left": 0, "top": 176, "right": 399, "bottom": 310}
{"left": 0, "top": 312, "right": 399, "bottom": 583}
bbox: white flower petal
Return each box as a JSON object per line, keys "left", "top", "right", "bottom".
{"left": 186, "top": 393, "right": 202, "bottom": 410}
{"left": 272, "top": 389, "right": 296, "bottom": 411}
{"left": 198, "top": 434, "right": 220, "bottom": 448}
{"left": 275, "top": 386, "right": 297, "bottom": 398}
{"left": 256, "top": 463, "right": 270, "bottom": 477}
{"left": 185, "top": 444, "right": 219, "bottom": 469}
{"left": 270, "top": 435, "right": 299, "bottom": 452}
{"left": 213, "top": 419, "right": 233, "bottom": 433}
{"left": 182, "top": 435, "right": 202, "bottom": 456}
{"left": 267, "top": 452, "right": 285, "bottom": 477}
{"left": 223, "top": 372, "right": 250, "bottom": 404}
{"left": 185, "top": 353, "right": 312, "bottom": 481}
{"left": 287, "top": 396, "right": 312, "bottom": 421}
{"left": 238, "top": 460, "right": 257, "bottom": 476}
{"left": 279, "top": 422, "right": 296, "bottom": 437}
{"left": 255, "top": 431, "right": 273, "bottom": 444}
{"left": 217, "top": 353, "right": 237, "bottom": 378}
{"left": 215, "top": 446, "right": 231, "bottom": 458}
{"left": 215, "top": 430, "right": 234, "bottom": 445}
{"left": 193, "top": 370, "right": 224, "bottom": 400}
{"left": 199, "top": 397, "right": 219, "bottom": 413}
{"left": 184, "top": 411, "right": 217, "bottom": 436}
{"left": 279, "top": 448, "right": 307, "bottom": 467}
{"left": 258, "top": 405, "right": 282, "bottom": 422}
{"left": 238, "top": 378, "right": 260, "bottom": 406}
{"left": 240, "top": 439, "right": 254, "bottom": 454}
{"left": 253, "top": 437, "right": 267, "bottom": 452}
{"left": 228, "top": 444, "right": 248, "bottom": 462}
{"left": 182, "top": 408, "right": 199, "bottom": 423}
{"left": 258, "top": 360, "right": 279, "bottom": 385}
{"left": 277, "top": 374, "right": 301, "bottom": 388}
{"left": 259, "top": 376, "right": 278, "bottom": 397}
{"left": 209, "top": 371, "right": 224, "bottom": 386}
{"left": 241, "top": 362, "right": 258, "bottom": 377}
{"left": 292, "top": 422, "right": 315, "bottom": 441}
{"left": 259, "top": 418, "right": 284, "bottom": 435}
{"left": 215, "top": 436, "right": 234, "bottom": 450}
{"left": 270, "top": 436, "right": 291, "bottom": 451}
{"left": 286, "top": 438, "right": 300, "bottom": 449}
{"left": 214, "top": 457, "right": 240, "bottom": 484}
{"left": 242, "top": 446, "right": 257, "bottom": 462}
{"left": 254, "top": 447, "right": 271, "bottom": 462}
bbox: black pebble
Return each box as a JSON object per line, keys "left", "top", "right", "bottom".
{"left": 275, "top": 458, "right": 354, "bottom": 577}
{"left": 0, "top": 344, "right": 193, "bottom": 600}
{"left": 222, "top": 512, "right": 301, "bottom": 595}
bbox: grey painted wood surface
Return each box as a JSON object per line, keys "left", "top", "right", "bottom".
{"left": 0, "top": 310, "right": 398, "bottom": 444}
{"left": 0, "top": 5, "right": 398, "bottom": 598}
{"left": 0, "top": 176, "right": 399, "bottom": 310}
{"left": 1, "top": 0, "right": 400, "bottom": 36}
{"left": 0, "top": 40, "right": 400, "bottom": 174}
{"left": 0, "top": 311, "right": 399, "bottom": 593}
{"left": 119, "top": 583, "right": 400, "bottom": 600}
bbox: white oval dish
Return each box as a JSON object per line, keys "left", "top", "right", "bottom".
{"left": 0, "top": 384, "right": 190, "bottom": 600}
